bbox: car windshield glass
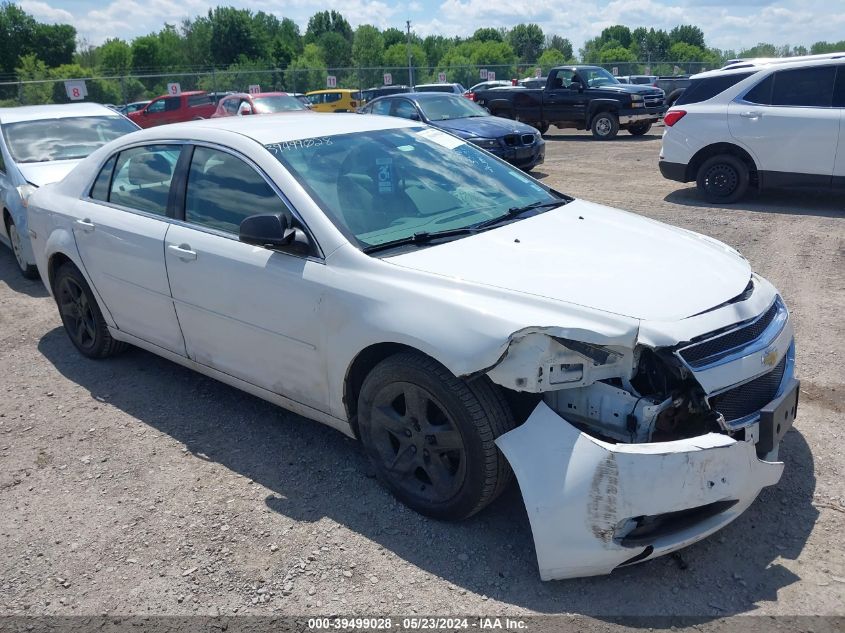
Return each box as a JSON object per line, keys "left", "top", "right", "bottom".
{"left": 252, "top": 95, "right": 307, "bottom": 113}
{"left": 265, "top": 127, "right": 560, "bottom": 252}
{"left": 417, "top": 96, "right": 489, "bottom": 121}
{"left": 2, "top": 116, "right": 137, "bottom": 163}
{"left": 582, "top": 67, "right": 619, "bottom": 86}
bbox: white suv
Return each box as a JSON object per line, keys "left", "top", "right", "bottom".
{"left": 659, "top": 56, "right": 845, "bottom": 202}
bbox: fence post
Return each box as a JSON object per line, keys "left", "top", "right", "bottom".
{"left": 17, "top": 81, "right": 23, "bottom": 105}
{"left": 120, "top": 75, "right": 127, "bottom": 105}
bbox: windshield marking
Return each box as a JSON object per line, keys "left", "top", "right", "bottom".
{"left": 266, "top": 137, "right": 333, "bottom": 154}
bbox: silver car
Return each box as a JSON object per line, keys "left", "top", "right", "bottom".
{"left": 0, "top": 103, "right": 138, "bottom": 277}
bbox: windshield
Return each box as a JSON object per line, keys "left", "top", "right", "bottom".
{"left": 3, "top": 116, "right": 138, "bottom": 163}
{"left": 581, "top": 67, "right": 620, "bottom": 87}
{"left": 253, "top": 95, "right": 307, "bottom": 113}
{"left": 266, "top": 127, "right": 560, "bottom": 251}
{"left": 417, "top": 96, "right": 489, "bottom": 121}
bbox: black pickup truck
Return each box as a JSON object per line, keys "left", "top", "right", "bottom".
{"left": 474, "top": 65, "right": 666, "bottom": 139}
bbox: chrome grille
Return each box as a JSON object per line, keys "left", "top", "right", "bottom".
{"left": 504, "top": 134, "right": 535, "bottom": 147}
{"left": 679, "top": 300, "right": 781, "bottom": 368}
{"left": 709, "top": 355, "right": 787, "bottom": 423}
{"left": 644, "top": 93, "right": 664, "bottom": 108}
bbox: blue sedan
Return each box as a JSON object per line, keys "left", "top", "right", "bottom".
{"left": 358, "top": 92, "right": 545, "bottom": 171}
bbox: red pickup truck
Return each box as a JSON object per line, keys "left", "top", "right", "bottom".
{"left": 127, "top": 91, "right": 217, "bottom": 128}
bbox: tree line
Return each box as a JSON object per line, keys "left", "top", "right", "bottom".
{"left": 1, "top": 1, "right": 843, "bottom": 104}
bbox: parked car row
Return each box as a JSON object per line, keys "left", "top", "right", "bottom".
{"left": 3, "top": 54, "right": 836, "bottom": 582}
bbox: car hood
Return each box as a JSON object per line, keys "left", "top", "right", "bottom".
{"left": 16, "top": 160, "right": 80, "bottom": 187}
{"left": 385, "top": 199, "right": 751, "bottom": 322}
{"left": 434, "top": 115, "right": 537, "bottom": 138}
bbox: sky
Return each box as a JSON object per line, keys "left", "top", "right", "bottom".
{"left": 20, "top": 0, "right": 845, "bottom": 54}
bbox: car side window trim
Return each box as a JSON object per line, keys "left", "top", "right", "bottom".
{"left": 738, "top": 65, "right": 838, "bottom": 108}
{"left": 170, "top": 141, "right": 324, "bottom": 261}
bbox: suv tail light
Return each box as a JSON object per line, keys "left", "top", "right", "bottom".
{"left": 350, "top": 100, "right": 357, "bottom": 107}
{"left": 664, "top": 110, "right": 687, "bottom": 127}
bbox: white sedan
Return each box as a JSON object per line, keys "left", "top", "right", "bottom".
{"left": 27, "top": 114, "right": 799, "bottom": 580}
{"left": 0, "top": 103, "right": 138, "bottom": 277}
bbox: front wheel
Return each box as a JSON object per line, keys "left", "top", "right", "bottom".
{"left": 627, "top": 122, "right": 652, "bottom": 136}
{"left": 696, "top": 154, "right": 749, "bottom": 204}
{"left": 52, "top": 262, "right": 127, "bottom": 359}
{"left": 6, "top": 216, "right": 38, "bottom": 278}
{"left": 591, "top": 112, "right": 619, "bottom": 139}
{"left": 357, "top": 351, "right": 515, "bottom": 520}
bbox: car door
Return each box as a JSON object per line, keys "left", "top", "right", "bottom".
{"left": 163, "top": 145, "right": 329, "bottom": 411}
{"left": 74, "top": 144, "right": 187, "bottom": 354}
{"left": 0, "top": 134, "right": 13, "bottom": 244}
{"left": 833, "top": 65, "right": 845, "bottom": 187}
{"left": 542, "top": 70, "right": 585, "bottom": 123}
{"left": 728, "top": 65, "right": 839, "bottom": 185}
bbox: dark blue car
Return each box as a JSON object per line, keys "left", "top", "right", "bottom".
{"left": 358, "top": 92, "right": 545, "bottom": 171}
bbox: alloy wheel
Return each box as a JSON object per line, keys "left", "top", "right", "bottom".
{"left": 57, "top": 276, "right": 97, "bottom": 350}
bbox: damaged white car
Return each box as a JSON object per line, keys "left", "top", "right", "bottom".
{"left": 26, "top": 114, "right": 798, "bottom": 580}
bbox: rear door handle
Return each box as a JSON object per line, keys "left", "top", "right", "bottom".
{"left": 739, "top": 111, "right": 761, "bottom": 119}
{"left": 75, "top": 218, "right": 95, "bottom": 232}
{"left": 167, "top": 243, "right": 197, "bottom": 261}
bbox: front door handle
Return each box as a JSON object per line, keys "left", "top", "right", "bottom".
{"left": 739, "top": 111, "right": 761, "bottom": 119}
{"left": 75, "top": 218, "right": 95, "bottom": 232}
{"left": 167, "top": 243, "right": 197, "bottom": 261}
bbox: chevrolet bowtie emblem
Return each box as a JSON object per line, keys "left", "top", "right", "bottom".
{"left": 762, "top": 348, "right": 779, "bottom": 367}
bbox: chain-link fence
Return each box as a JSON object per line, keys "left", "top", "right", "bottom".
{"left": 0, "top": 61, "right": 713, "bottom": 107}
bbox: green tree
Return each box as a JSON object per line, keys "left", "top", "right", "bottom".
{"left": 537, "top": 48, "right": 566, "bottom": 69}
{"left": 382, "top": 27, "right": 405, "bottom": 49}
{"left": 318, "top": 31, "right": 352, "bottom": 69}
{"left": 131, "top": 35, "right": 164, "bottom": 73}
{"left": 353, "top": 25, "right": 384, "bottom": 67}
{"left": 305, "top": 10, "right": 352, "bottom": 45}
{"left": 600, "top": 25, "right": 632, "bottom": 49}
{"left": 180, "top": 16, "right": 212, "bottom": 68}
{"left": 544, "top": 35, "right": 573, "bottom": 61}
{"left": 0, "top": 3, "right": 37, "bottom": 74}
{"left": 209, "top": 7, "right": 262, "bottom": 67}
{"left": 97, "top": 39, "right": 132, "bottom": 75}
{"left": 422, "top": 35, "right": 453, "bottom": 68}
{"left": 599, "top": 46, "right": 635, "bottom": 64}
{"left": 810, "top": 40, "right": 845, "bottom": 54}
{"left": 473, "top": 28, "right": 502, "bottom": 42}
{"left": 383, "top": 42, "right": 426, "bottom": 85}
{"left": 34, "top": 23, "right": 75, "bottom": 67}
{"left": 285, "top": 43, "right": 326, "bottom": 92}
{"left": 16, "top": 54, "right": 51, "bottom": 104}
{"left": 737, "top": 43, "right": 778, "bottom": 57}
{"left": 669, "top": 25, "right": 705, "bottom": 50}
{"left": 508, "top": 23, "right": 544, "bottom": 61}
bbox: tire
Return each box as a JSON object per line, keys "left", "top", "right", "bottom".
{"left": 591, "top": 112, "right": 619, "bottom": 139}
{"left": 5, "top": 215, "right": 38, "bottom": 278}
{"left": 666, "top": 89, "right": 684, "bottom": 108}
{"left": 627, "top": 122, "right": 652, "bottom": 136}
{"left": 357, "top": 351, "right": 515, "bottom": 520}
{"left": 52, "top": 262, "right": 127, "bottom": 359}
{"left": 696, "top": 154, "right": 750, "bottom": 204}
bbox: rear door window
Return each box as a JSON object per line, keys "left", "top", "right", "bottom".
{"left": 770, "top": 66, "right": 836, "bottom": 107}
{"left": 675, "top": 72, "right": 753, "bottom": 105}
{"left": 835, "top": 66, "right": 845, "bottom": 107}
{"left": 107, "top": 145, "right": 181, "bottom": 216}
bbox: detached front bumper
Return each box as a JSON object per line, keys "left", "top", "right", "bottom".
{"left": 496, "top": 400, "right": 791, "bottom": 580}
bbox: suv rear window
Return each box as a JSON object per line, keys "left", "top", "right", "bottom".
{"left": 675, "top": 72, "right": 753, "bottom": 105}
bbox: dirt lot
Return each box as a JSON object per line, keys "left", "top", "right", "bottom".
{"left": 0, "top": 127, "right": 843, "bottom": 626}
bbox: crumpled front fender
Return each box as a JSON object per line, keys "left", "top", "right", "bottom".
{"left": 495, "top": 402, "right": 783, "bottom": 580}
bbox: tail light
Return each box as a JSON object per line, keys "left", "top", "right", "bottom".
{"left": 664, "top": 110, "right": 687, "bottom": 127}
{"left": 350, "top": 101, "right": 357, "bottom": 107}
{"left": 465, "top": 92, "right": 476, "bottom": 101}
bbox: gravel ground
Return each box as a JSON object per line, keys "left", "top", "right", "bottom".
{"left": 0, "top": 126, "right": 843, "bottom": 627}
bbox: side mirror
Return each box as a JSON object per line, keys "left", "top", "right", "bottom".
{"left": 409, "top": 112, "right": 420, "bottom": 121}
{"left": 239, "top": 213, "right": 310, "bottom": 254}
{"left": 238, "top": 103, "right": 253, "bottom": 116}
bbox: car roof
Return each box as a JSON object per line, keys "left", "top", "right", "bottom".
{"left": 306, "top": 88, "right": 358, "bottom": 94}
{"left": 0, "top": 102, "right": 123, "bottom": 124}
{"left": 129, "top": 112, "right": 420, "bottom": 145}
{"left": 693, "top": 54, "right": 845, "bottom": 79}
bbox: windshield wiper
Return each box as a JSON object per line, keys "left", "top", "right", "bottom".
{"left": 362, "top": 227, "right": 478, "bottom": 254}
{"left": 473, "top": 199, "right": 568, "bottom": 230}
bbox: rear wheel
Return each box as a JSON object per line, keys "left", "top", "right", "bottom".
{"left": 52, "top": 262, "right": 127, "bottom": 359}
{"left": 357, "top": 351, "right": 515, "bottom": 520}
{"left": 6, "top": 215, "right": 38, "bottom": 278}
{"left": 628, "top": 122, "right": 652, "bottom": 136}
{"left": 696, "top": 154, "right": 749, "bottom": 204}
{"left": 591, "top": 112, "right": 619, "bottom": 139}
